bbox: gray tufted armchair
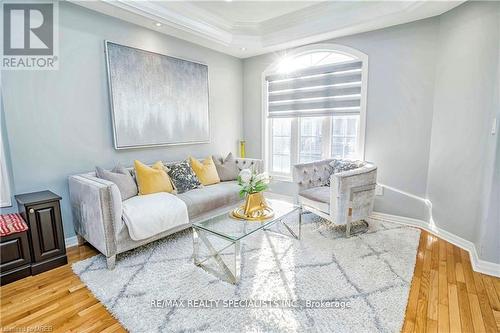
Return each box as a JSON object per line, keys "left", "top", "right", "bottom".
{"left": 293, "top": 159, "right": 377, "bottom": 237}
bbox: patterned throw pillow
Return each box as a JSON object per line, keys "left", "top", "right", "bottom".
{"left": 167, "top": 161, "right": 202, "bottom": 194}
{"left": 324, "top": 159, "right": 365, "bottom": 187}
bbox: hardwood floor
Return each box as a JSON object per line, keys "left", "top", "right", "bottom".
{"left": 0, "top": 246, "right": 124, "bottom": 333}
{"left": 1, "top": 230, "right": 499, "bottom": 332}
{"left": 402, "top": 231, "right": 500, "bottom": 333}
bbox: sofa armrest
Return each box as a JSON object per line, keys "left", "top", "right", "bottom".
{"left": 235, "top": 158, "right": 263, "bottom": 174}
{"left": 68, "top": 175, "right": 122, "bottom": 257}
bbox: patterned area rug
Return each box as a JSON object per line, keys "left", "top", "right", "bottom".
{"left": 73, "top": 215, "right": 420, "bottom": 332}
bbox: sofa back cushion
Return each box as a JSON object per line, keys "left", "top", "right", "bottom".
{"left": 96, "top": 164, "right": 138, "bottom": 200}
{"left": 167, "top": 161, "right": 202, "bottom": 194}
{"left": 176, "top": 181, "right": 240, "bottom": 219}
{"left": 134, "top": 160, "right": 175, "bottom": 195}
{"left": 212, "top": 153, "right": 240, "bottom": 181}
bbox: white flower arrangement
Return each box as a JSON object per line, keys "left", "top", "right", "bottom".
{"left": 237, "top": 169, "right": 270, "bottom": 198}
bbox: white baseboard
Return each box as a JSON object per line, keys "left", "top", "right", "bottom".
{"left": 371, "top": 212, "right": 500, "bottom": 278}
{"left": 65, "top": 235, "right": 78, "bottom": 248}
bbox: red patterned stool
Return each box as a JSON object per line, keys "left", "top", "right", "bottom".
{"left": 0, "top": 213, "right": 32, "bottom": 285}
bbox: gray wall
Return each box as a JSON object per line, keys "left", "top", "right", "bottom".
{"left": 480, "top": 11, "right": 500, "bottom": 264}
{"left": 0, "top": 2, "right": 243, "bottom": 238}
{"left": 243, "top": 18, "right": 440, "bottom": 220}
{"left": 427, "top": 2, "right": 500, "bottom": 258}
{"left": 0, "top": 89, "right": 17, "bottom": 214}
{"left": 243, "top": 1, "right": 500, "bottom": 264}
{"left": 479, "top": 131, "right": 500, "bottom": 264}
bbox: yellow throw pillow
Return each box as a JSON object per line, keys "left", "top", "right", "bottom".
{"left": 134, "top": 160, "right": 175, "bottom": 195}
{"left": 190, "top": 156, "right": 221, "bottom": 186}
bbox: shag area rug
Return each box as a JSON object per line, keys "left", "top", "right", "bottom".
{"left": 73, "top": 215, "right": 420, "bottom": 333}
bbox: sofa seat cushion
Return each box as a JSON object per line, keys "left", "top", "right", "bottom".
{"left": 177, "top": 181, "right": 241, "bottom": 219}
{"left": 122, "top": 192, "right": 189, "bottom": 241}
{"left": 299, "top": 186, "right": 330, "bottom": 214}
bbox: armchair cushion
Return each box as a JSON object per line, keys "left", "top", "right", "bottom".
{"left": 298, "top": 187, "right": 330, "bottom": 214}
{"left": 330, "top": 159, "right": 365, "bottom": 173}
{"left": 299, "top": 186, "right": 330, "bottom": 204}
{"left": 293, "top": 159, "right": 335, "bottom": 191}
{"left": 324, "top": 159, "right": 365, "bottom": 186}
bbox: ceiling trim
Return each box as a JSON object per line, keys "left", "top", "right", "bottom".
{"left": 70, "top": 0, "right": 465, "bottom": 58}
{"left": 102, "top": 0, "right": 233, "bottom": 45}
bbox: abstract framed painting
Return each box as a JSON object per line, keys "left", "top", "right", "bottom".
{"left": 105, "top": 41, "right": 210, "bottom": 149}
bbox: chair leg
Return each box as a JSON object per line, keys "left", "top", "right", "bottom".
{"left": 106, "top": 255, "right": 116, "bottom": 270}
{"left": 346, "top": 208, "right": 353, "bottom": 238}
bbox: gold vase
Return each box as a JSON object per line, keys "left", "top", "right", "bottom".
{"left": 231, "top": 192, "right": 274, "bottom": 221}
{"left": 244, "top": 192, "right": 267, "bottom": 216}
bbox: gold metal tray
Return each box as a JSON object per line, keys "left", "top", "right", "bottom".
{"left": 230, "top": 206, "right": 274, "bottom": 221}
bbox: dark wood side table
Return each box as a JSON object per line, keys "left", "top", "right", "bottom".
{"left": 15, "top": 191, "right": 68, "bottom": 275}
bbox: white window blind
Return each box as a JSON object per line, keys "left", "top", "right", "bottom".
{"left": 265, "top": 60, "right": 363, "bottom": 118}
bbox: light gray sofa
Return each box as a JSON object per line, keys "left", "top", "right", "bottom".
{"left": 293, "top": 159, "right": 377, "bottom": 236}
{"left": 68, "top": 158, "right": 262, "bottom": 269}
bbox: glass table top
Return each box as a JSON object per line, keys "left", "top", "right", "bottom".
{"left": 192, "top": 198, "right": 300, "bottom": 241}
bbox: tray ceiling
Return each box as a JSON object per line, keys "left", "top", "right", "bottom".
{"left": 71, "top": 0, "right": 464, "bottom": 58}
{"left": 192, "top": 1, "right": 322, "bottom": 23}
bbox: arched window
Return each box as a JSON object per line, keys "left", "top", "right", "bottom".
{"left": 263, "top": 44, "right": 368, "bottom": 178}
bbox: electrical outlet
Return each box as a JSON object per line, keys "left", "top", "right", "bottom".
{"left": 375, "top": 184, "right": 384, "bottom": 196}
{"left": 492, "top": 118, "right": 497, "bottom": 135}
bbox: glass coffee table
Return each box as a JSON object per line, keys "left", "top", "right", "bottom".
{"left": 192, "top": 198, "right": 302, "bottom": 284}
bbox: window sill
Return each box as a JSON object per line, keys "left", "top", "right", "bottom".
{"left": 270, "top": 174, "right": 294, "bottom": 182}
{"left": 0, "top": 201, "right": 13, "bottom": 208}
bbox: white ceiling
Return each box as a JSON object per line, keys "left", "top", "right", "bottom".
{"left": 191, "top": 1, "right": 322, "bottom": 23}
{"left": 72, "top": 0, "right": 465, "bottom": 58}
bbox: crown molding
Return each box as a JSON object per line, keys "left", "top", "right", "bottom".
{"left": 101, "top": 0, "right": 233, "bottom": 45}
{"left": 70, "top": 0, "right": 465, "bottom": 58}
